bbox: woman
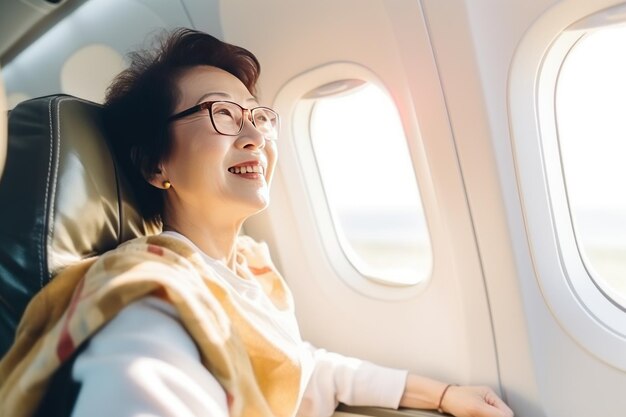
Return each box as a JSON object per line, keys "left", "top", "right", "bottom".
{"left": 1, "top": 29, "right": 513, "bottom": 417}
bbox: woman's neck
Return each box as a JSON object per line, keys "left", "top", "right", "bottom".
{"left": 163, "top": 215, "right": 243, "bottom": 271}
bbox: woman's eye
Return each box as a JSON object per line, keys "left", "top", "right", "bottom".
{"left": 214, "top": 108, "right": 234, "bottom": 118}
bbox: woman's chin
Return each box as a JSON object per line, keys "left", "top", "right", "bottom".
{"left": 237, "top": 194, "right": 270, "bottom": 217}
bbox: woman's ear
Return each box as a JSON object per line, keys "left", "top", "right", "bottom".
{"left": 131, "top": 147, "right": 169, "bottom": 189}
{"left": 147, "top": 165, "right": 171, "bottom": 190}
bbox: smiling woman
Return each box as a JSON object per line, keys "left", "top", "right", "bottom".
{"left": 103, "top": 30, "right": 264, "bottom": 225}
{"left": 157, "top": 66, "right": 278, "bottom": 247}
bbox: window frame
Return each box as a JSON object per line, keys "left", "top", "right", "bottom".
{"left": 509, "top": 0, "right": 626, "bottom": 370}
{"left": 273, "top": 62, "right": 433, "bottom": 300}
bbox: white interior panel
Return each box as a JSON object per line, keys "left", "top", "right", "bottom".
{"left": 222, "top": 0, "right": 500, "bottom": 393}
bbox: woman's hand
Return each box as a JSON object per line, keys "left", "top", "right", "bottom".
{"left": 399, "top": 374, "right": 513, "bottom": 417}
{"left": 440, "top": 384, "right": 514, "bottom": 417}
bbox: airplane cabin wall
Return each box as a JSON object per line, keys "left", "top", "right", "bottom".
{"left": 232, "top": 0, "right": 626, "bottom": 415}
{"left": 422, "top": 0, "right": 626, "bottom": 416}
{"left": 219, "top": 0, "right": 502, "bottom": 406}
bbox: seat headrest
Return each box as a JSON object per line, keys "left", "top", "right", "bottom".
{"left": 0, "top": 95, "right": 159, "bottom": 355}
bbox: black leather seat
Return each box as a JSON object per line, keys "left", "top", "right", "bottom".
{"left": 0, "top": 95, "right": 158, "bottom": 356}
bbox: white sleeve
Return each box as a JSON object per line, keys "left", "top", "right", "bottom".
{"left": 297, "top": 343, "right": 408, "bottom": 417}
{"left": 71, "top": 297, "right": 229, "bottom": 417}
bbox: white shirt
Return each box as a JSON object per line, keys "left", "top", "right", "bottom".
{"left": 71, "top": 232, "right": 407, "bottom": 417}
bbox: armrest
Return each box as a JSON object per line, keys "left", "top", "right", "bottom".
{"left": 335, "top": 405, "right": 443, "bottom": 417}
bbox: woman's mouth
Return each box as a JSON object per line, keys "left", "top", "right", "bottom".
{"left": 228, "top": 163, "right": 265, "bottom": 179}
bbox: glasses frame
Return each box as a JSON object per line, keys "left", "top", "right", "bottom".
{"left": 168, "top": 100, "right": 280, "bottom": 140}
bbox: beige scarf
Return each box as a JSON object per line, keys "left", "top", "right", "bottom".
{"left": 0, "top": 234, "right": 301, "bottom": 417}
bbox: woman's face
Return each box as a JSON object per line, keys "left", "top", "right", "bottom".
{"left": 160, "top": 65, "right": 277, "bottom": 221}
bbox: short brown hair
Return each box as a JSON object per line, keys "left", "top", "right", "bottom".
{"left": 104, "top": 28, "right": 261, "bottom": 224}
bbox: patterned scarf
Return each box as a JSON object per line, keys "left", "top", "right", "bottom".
{"left": 0, "top": 234, "right": 301, "bottom": 417}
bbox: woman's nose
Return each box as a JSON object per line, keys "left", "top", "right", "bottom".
{"left": 237, "top": 112, "right": 265, "bottom": 149}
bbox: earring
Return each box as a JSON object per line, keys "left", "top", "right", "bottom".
{"left": 163, "top": 180, "right": 171, "bottom": 190}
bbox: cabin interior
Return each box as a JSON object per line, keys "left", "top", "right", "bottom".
{"left": 1, "top": 1, "right": 626, "bottom": 416}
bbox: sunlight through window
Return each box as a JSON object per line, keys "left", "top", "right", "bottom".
{"left": 556, "top": 25, "right": 626, "bottom": 303}
{"left": 309, "top": 83, "right": 431, "bottom": 285}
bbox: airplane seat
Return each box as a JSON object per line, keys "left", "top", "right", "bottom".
{"left": 0, "top": 65, "right": 6, "bottom": 181}
{"left": 0, "top": 94, "right": 159, "bottom": 356}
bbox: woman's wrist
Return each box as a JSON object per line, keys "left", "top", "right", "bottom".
{"left": 401, "top": 379, "right": 515, "bottom": 417}
{"left": 437, "top": 383, "right": 456, "bottom": 413}
{"left": 399, "top": 374, "right": 450, "bottom": 410}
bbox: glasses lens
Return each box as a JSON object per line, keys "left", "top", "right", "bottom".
{"left": 211, "top": 101, "right": 243, "bottom": 135}
{"left": 252, "top": 108, "right": 279, "bottom": 140}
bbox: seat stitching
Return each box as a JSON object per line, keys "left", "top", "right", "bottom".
{"left": 111, "top": 138, "right": 123, "bottom": 244}
{"left": 40, "top": 99, "right": 54, "bottom": 288}
{"left": 46, "top": 98, "right": 66, "bottom": 283}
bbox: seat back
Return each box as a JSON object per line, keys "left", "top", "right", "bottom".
{"left": 0, "top": 66, "right": 6, "bottom": 180}
{"left": 0, "top": 95, "right": 158, "bottom": 355}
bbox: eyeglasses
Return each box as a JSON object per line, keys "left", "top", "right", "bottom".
{"left": 168, "top": 100, "right": 280, "bottom": 141}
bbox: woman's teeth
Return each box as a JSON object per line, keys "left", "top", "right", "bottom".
{"left": 228, "top": 165, "right": 264, "bottom": 174}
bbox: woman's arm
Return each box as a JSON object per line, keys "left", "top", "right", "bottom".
{"left": 400, "top": 374, "right": 514, "bottom": 417}
{"left": 298, "top": 345, "right": 408, "bottom": 417}
{"left": 71, "top": 297, "right": 229, "bottom": 417}
{"left": 299, "top": 345, "right": 513, "bottom": 417}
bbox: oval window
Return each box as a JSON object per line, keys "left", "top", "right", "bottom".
{"left": 556, "top": 26, "right": 626, "bottom": 306}
{"left": 308, "top": 82, "right": 432, "bottom": 285}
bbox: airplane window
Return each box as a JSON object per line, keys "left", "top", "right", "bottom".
{"left": 308, "top": 83, "right": 432, "bottom": 285}
{"left": 555, "top": 25, "right": 626, "bottom": 306}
